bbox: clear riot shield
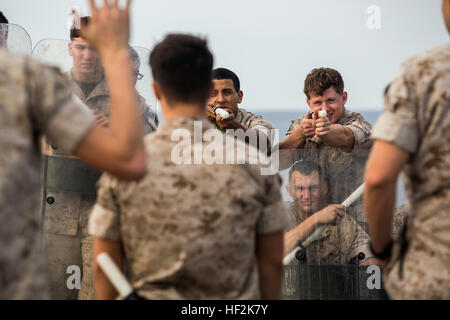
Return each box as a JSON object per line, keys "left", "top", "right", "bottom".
{"left": 33, "top": 38, "right": 157, "bottom": 300}
{"left": 277, "top": 144, "right": 406, "bottom": 300}
{"left": 0, "top": 23, "right": 32, "bottom": 54}
{"left": 33, "top": 38, "right": 103, "bottom": 300}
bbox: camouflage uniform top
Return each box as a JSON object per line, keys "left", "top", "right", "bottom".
{"left": 285, "top": 202, "right": 372, "bottom": 265}
{"left": 285, "top": 109, "right": 373, "bottom": 224}
{"left": 218, "top": 107, "right": 274, "bottom": 146}
{"left": 372, "top": 43, "right": 450, "bottom": 299}
{"left": 89, "top": 117, "right": 288, "bottom": 300}
{"left": 0, "top": 50, "right": 95, "bottom": 299}
{"left": 67, "top": 71, "right": 158, "bottom": 133}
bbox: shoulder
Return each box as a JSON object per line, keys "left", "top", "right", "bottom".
{"left": 238, "top": 108, "right": 274, "bottom": 129}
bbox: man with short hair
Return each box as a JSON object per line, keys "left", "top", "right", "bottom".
{"left": 279, "top": 68, "right": 373, "bottom": 228}
{"left": 0, "top": 11, "right": 8, "bottom": 48}
{"left": 281, "top": 161, "right": 373, "bottom": 299}
{"left": 89, "top": 34, "right": 287, "bottom": 300}
{"left": 364, "top": 0, "right": 450, "bottom": 300}
{"left": 42, "top": 15, "right": 155, "bottom": 301}
{"left": 207, "top": 67, "right": 274, "bottom": 152}
{"left": 0, "top": 0, "right": 146, "bottom": 299}
{"left": 283, "top": 161, "right": 372, "bottom": 265}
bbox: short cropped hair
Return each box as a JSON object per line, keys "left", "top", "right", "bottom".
{"left": 304, "top": 68, "right": 344, "bottom": 99}
{"left": 212, "top": 67, "right": 240, "bottom": 92}
{"left": 149, "top": 33, "right": 213, "bottom": 105}
{"left": 289, "top": 160, "right": 322, "bottom": 183}
{"left": 0, "top": 11, "right": 8, "bottom": 24}
{"left": 70, "top": 16, "right": 90, "bottom": 41}
{"left": 0, "top": 11, "right": 8, "bottom": 35}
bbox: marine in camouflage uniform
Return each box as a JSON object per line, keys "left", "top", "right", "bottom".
{"left": 368, "top": 42, "right": 450, "bottom": 299}
{"left": 280, "top": 68, "right": 373, "bottom": 230}
{"left": 89, "top": 117, "right": 288, "bottom": 299}
{"left": 42, "top": 19, "right": 157, "bottom": 300}
{"left": 281, "top": 162, "right": 372, "bottom": 299}
{"left": 0, "top": 49, "right": 95, "bottom": 299}
{"left": 207, "top": 68, "right": 274, "bottom": 150}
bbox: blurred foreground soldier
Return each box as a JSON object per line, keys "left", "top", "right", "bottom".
{"left": 42, "top": 15, "right": 158, "bottom": 300}
{"left": 279, "top": 68, "right": 373, "bottom": 228}
{"left": 0, "top": 0, "right": 146, "bottom": 299}
{"left": 207, "top": 67, "right": 274, "bottom": 153}
{"left": 0, "top": 11, "right": 8, "bottom": 48}
{"left": 89, "top": 34, "right": 288, "bottom": 299}
{"left": 365, "top": 0, "right": 450, "bottom": 299}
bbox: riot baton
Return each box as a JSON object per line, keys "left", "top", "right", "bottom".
{"left": 97, "top": 252, "right": 144, "bottom": 300}
{"left": 283, "top": 183, "right": 366, "bottom": 265}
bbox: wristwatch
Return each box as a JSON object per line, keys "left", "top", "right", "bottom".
{"left": 369, "top": 240, "right": 393, "bottom": 260}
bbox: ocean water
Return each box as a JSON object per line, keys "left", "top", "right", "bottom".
{"left": 254, "top": 109, "right": 407, "bottom": 206}
{"left": 156, "top": 108, "right": 406, "bottom": 206}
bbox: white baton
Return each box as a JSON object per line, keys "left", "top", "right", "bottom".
{"left": 283, "top": 183, "right": 365, "bottom": 265}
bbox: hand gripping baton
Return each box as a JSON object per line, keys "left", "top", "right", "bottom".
{"left": 283, "top": 183, "right": 365, "bottom": 265}
{"left": 97, "top": 252, "right": 144, "bottom": 300}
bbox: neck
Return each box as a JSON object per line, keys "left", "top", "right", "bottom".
{"left": 72, "top": 68, "right": 102, "bottom": 83}
{"left": 161, "top": 102, "right": 206, "bottom": 121}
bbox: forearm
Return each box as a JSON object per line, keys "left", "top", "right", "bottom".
{"left": 284, "top": 215, "right": 320, "bottom": 255}
{"left": 364, "top": 179, "right": 396, "bottom": 253}
{"left": 321, "top": 124, "right": 354, "bottom": 149}
{"left": 93, "top": 238, "right": 124, "bottom": 300}
{"left": 257, "top": 232, "right": 284, "bottom": 299}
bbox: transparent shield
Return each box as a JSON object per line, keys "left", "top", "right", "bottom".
{"left": 0, "top": 23, "right": 32, "bottom": 55}
{"left": 278, "top": 146, "right": 404, "bottom": 300}
{"left": 33, "top": 39, "right": 157, "bottom": 133}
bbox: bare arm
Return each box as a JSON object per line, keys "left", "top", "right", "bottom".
{"left": 364, "top": 140, "right": 409, "bottom": 254}
{"left": 284, "top": 204, "right": 345, "bottom": 255}
{"left": 315, "top": 115, "right": 355, "bottom": 149}
{"left": 93, "top": 238, "right": 124, "bottom": 300}
{"left": 73, "top": 0, "right": 146, "bottom": 181}
{"left": 256, "top": 232, "right": 284, "bottom": 299}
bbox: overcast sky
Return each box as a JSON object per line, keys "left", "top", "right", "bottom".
{"left": 2, "top": 0, "right": 448, "bottom": 111}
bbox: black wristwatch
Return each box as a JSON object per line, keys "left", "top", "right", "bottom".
{"left": 369, "top": 240, "right": 393, "bottom": 260}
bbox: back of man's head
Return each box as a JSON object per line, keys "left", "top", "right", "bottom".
{"left": 0, "top": 11, "right": 8, "bottom": 24}
{"left": 70, "top": 16, "right": 90, "bottom": 41}
{"left": 150, "top": 34, "right": 213, "bottom": 105}
{"left": 304, "top": 67, "right": 344, "bottom": 99}
{"left": 212, "top": 67, "right": 240, "bottom": 92}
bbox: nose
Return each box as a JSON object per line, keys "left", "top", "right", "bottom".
{"left": 216, "top": 92, "right": 225, "bottom": 105}
{"left": 84, "top": 48, "right": 96, "bottom": 60}
{"left": 301, "top": 188, "right": 310, "bottom": 199}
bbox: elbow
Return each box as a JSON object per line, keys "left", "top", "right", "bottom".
{"left": 119, "top": 148, "right": 147, "bottom": 181}
{"left": 364, "top": 170, "right": 396, "bottom": 189}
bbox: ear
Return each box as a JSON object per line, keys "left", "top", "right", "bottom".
{"left": 68, "top": 42, "right": 73, "bottom": 57}
{"left": 321, "top": 182, "right": 328, "bottom": 196}
{"left": 237, "top": 90, "right": 243, "bottom": 104}
{"left": 342, "top": 91, "right": 348, "bottom": 105}
{"left": 306, "top": 98, "right": 312, "bottom": 110}
{"left": 285, "top": 184, "right": 293, "bottom": 197}
{"left": 152, "top": 82, "right": 162, "bottom": 101}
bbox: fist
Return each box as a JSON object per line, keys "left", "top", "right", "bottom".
{"left": 314, "top": 116, "right": 331, "bottom": 137}
{"left": 301, "top": 111, "right": 315, "bottom": 137}
{"left": 316, "top": 204, "right": 346, "bottom": 226}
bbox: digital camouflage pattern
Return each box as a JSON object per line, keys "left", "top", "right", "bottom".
{"left": 372, "top": 43, "right": 450, "bottom": 299}
{"left": 89, "top": 117, "right": 288, "bottom": 299}
{"left": 0, "top": 50, "right": 94, "bottom": 299}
